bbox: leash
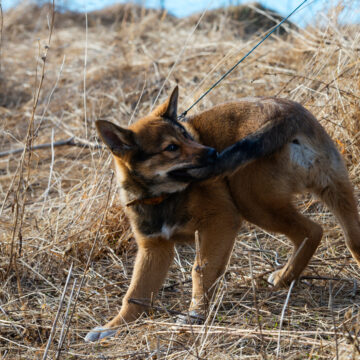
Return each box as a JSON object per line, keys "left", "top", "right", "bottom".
{"left": 178, "top": 0, "right": 310, "bottom": 120}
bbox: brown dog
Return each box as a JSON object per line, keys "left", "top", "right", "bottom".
{"left": 85, "top": 87, "right": 360, "bottom": 342}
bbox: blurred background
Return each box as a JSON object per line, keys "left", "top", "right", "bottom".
{"left": 2, "top": 0, "right": 360, "bottom": 26}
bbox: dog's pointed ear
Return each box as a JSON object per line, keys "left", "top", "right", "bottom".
{"left": 96, "top": 120, "right": 136, "bottom": 157}
{"left": 163, "top": 86, "right": 178, "bottom": 120}
{"left": 151, "top": 86, "right": 179, "bottom": 119}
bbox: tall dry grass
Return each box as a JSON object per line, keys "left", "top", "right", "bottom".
{"left": 0, "top": 1, "right": 360, "bottom": 359}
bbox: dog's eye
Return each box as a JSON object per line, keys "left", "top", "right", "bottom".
{"left": 164, "top": 144, "right": 179, "bottom": 152}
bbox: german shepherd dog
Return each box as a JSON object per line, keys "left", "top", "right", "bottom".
{"left": 85, "top": 87, "right": 360, "bottom": 342}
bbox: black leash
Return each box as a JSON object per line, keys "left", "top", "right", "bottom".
{"left": 178, "top": 0, "right": 310, "bottom": 120}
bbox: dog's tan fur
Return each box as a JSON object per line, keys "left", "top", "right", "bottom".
{"left": 85, "top": 87, "right": 360, "bottom": 342}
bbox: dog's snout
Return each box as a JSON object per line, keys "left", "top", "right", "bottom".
{"left": 207, "top": 148, "right": 218, "bottom": 163}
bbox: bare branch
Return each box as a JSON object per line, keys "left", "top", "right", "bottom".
{"left": 0, "top": 137, "right": 104, "bottom": 158}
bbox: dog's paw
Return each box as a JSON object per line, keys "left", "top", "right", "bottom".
{"left": 84, "top": 326, "right": 117, "bottom": 342}
{"left": 268, "top": 269, "right": 296, "bottom": 288}
{"left": 176, "top": 310, "right": 204, "bottom": 325}
{"left": 268, "top": 270, "right": 281, "bottom": 286}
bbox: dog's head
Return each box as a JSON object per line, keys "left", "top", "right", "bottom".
{"left": 96, "top": 87, "right": 218, "bottom": 195}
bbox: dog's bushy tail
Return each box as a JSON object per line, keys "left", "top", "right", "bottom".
{"left": 188, "top": 106, "right": 313, "bottom": 180}
{"left": 216, "top": 118, "right": 298, "bottom": 174}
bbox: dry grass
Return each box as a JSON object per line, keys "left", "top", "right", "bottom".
{"left": 1, "top": 1, "right": 360, "bottom": 359}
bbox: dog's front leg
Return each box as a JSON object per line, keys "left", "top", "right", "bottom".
{"left": 183, "top": 215, "right": 240, "bottom": 324}
{"left": 85, "top": 237, "right": 174, "bottom": 342}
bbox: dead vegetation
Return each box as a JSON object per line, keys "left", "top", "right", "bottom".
{"left": 1, "top": 1, "right": 360, "bottom": 359}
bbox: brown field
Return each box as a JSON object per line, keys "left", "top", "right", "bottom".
{"left": 1, "top": 1, "right": 360, "bottom": 359}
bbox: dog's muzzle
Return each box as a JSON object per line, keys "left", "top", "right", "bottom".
{"left": 168, "top": 147, "right": 219, "bottom": 182}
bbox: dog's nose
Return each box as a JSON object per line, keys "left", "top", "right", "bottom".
{"left": 207, "top": 148, "right": 218, "bottom": 163}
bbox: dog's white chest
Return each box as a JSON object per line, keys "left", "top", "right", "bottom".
{"left": 146, "top": 223, "right": 178, "bottom": 240}
{"left": 160, "top": 223, "right": 177, "bottom": 240}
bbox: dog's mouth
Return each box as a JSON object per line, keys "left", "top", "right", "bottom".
{"left": 168, "top": 166, "right": 203, "bottom": 182}
{"left": 168, "top": 148, "right": 219, "bottom": 182}
{"left": 168, "top": 164, "right": 216, "bottom": 182}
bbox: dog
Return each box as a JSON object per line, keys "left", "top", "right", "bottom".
{"left": 85, "top": 86, "right": 360, "bottom": 342}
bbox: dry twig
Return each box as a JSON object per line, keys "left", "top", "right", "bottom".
{"left": 42, "top": 262, "right": 73, "bottom": 360}
{"left": 0, "top": 137, "right": 103, "bottom": 158}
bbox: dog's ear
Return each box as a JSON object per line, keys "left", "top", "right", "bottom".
{"left": 152, "top": 86, "right": 179, "bottom": 119}
{"left": 163, "top": 86, "right": 178, "bottom": 120}
{"left": 96, "top": 120, "right": 136, "bottom": 157}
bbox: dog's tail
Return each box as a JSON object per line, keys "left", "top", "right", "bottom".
{"left": 216, "top": 117, "right": 299, "bottom": 174}
{"left": 187, "top": 105, "right": 314, "bottom": 180}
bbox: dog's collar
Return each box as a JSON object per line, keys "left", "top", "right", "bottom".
{"left": 126, "top": 194, "right": 168, "bottom": 207}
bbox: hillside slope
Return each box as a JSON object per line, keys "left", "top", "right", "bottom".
{"left": 1, "top": 2, "right": 360, "bottom": 359}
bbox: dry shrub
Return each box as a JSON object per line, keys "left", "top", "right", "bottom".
{"left": 64, "top": 202, "right": 135, "bottom": 262}
{"left": 1, "top": 1, "right": 360, "bottom": 359}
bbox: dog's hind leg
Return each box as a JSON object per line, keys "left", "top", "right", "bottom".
{"left": 244, "top": 202, "right": 323, "bottom": 287}
{"left": 300, "top": 135, "right": 360, "bottom": 267}
{"left": 314, "top": 176, "right": 360, "bottom": 266}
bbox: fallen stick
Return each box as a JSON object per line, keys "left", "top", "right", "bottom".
{"left": 0, "top": 137, "right": 104, "bottom": 158}
{"left": 151, "top": 320, "right": 346, "bottom": 340}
